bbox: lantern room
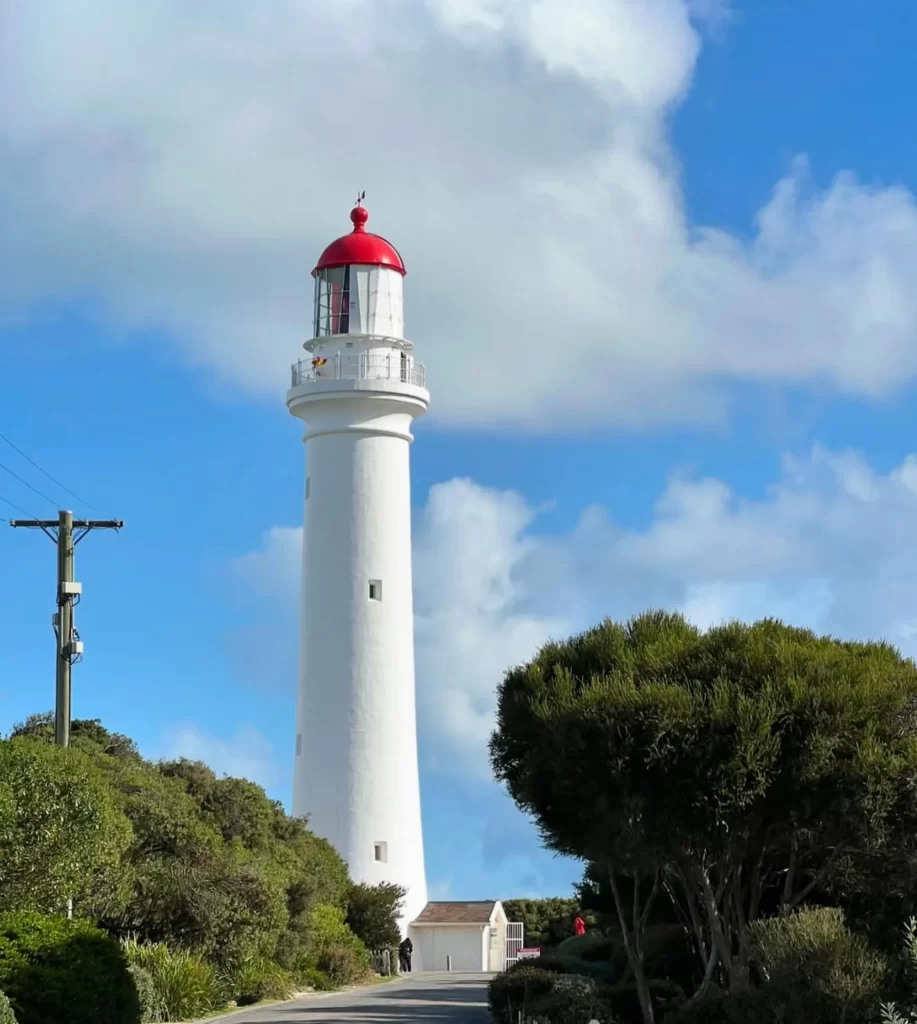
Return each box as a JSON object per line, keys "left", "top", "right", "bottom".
{"left": 312, "top": 204, "right": 406, "bottom": 340}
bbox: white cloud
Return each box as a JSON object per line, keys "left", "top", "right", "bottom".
{"left": 160, "top": 722, "right": 278, "bottom": 791}
{"left": 3, "top": 2, "right": 917, "bottom": 429}
{"left": 233, "top": 446, "right": 917, "bottom": 778}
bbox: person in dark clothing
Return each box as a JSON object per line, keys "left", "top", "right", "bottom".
{"left": 398, "top": 936, "right": 413, "bottom": 973}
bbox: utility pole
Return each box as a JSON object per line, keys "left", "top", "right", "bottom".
{"left": 10, "top": 509, "right": 123, "bottom": 748}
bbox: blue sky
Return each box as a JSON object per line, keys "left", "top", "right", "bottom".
{"left": 3, "top": 0, "right": 917, "bottom": 902}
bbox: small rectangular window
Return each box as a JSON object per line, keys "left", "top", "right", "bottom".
{"left": 374, "top": 842, "right": 388, "bottom": 863}
{"left": 295, "top": 734, "right": 302, "bottom": 756}
{"left": 305, "top": 477, "right": 311, "bottom": 500}
{"left": 369, "top": 580, "right": 382, "bottom": 602}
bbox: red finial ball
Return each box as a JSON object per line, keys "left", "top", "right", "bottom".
{"left": 350, "top": 205, "right": 369, "bottom": 231}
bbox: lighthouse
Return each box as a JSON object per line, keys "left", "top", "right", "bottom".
{"left": 288, "top": 200, "right": 428, "bottom": 932}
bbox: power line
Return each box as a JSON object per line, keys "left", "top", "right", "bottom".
{"left": 0, "top": 491, "right": 40, "bottom": 520}
{"left": 0, "top": 458, "right": 63, "bottom": 511}
{"left": 0, "top": 431, "right": 96, "bottom": 512}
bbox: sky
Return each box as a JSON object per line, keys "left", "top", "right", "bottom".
{"left": 3, "top": 0, "right": 917, "bottom": 903}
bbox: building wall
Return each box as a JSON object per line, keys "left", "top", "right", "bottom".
{"left": 488, "top": 917, "right": 507, "bottom": 972}
{"left": 289, "top": 383, "right": 428, "bottom": 930}
{"left": 412, "top": 926, "right": 487, "bottom": 973}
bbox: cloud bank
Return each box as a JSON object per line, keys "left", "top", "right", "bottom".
{"left": 3, "top": 1, "right": 917, "bottom": 429}
{"left": 235, "top": 445, "right": 917, "bottom": 776}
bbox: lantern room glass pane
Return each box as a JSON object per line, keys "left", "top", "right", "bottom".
{"left": 314, "top": 266, "right": 351, "bottom": 336}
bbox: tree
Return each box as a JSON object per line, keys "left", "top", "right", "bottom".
{"left": 501, "top": 898, "right": 580, "bottom": 949}
{"left": 0, "top": 738, "right": 132, "bottom": 914}
{"left": 2, "top": 710, "right": 361, "bottom": 992}
{"left": 346, "top": 883, "right": 405, "bottom": 950}
{"left": 9, "top": 713, "right": 140, "bottom": 761}
{"left": 490, "top": 612, "right": 917, "bottom": 1024}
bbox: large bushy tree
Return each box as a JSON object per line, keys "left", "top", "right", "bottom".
{"left": 490, "top": 612, "right": 917, "bottom": 1024}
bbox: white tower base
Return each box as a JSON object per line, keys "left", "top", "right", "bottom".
{"left": 289, "top": 369, "right": 429, "bottom": 933}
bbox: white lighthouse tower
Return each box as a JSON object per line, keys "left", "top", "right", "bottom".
{"left": 288, "top": 201, "right": 428, "bottom": 932}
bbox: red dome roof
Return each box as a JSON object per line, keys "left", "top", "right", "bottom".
{"left": 312, "top": 205, "right": 406, "bottom": 277}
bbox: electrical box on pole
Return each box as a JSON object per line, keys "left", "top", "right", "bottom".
{"left": 9, "top": 510, "right": 123, "bottom": 748}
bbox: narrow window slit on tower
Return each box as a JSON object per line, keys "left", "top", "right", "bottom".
{"left": 374, "top": 842, "right": 388, "bottom": 863}
{"left": 305, "top": 477, "right": 311, "bottom": 500}
{"left": 369, "top": 579, "right": 382, "bottom": 601}
{"left": 295, "top": 734, "right": 302, "bottom": 756}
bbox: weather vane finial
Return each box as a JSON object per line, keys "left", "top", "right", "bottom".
{"left": 354, "top": 190, "right": 366, "bottom": 208}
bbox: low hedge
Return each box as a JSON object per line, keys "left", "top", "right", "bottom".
{"left": 489, "top": 966, "right": 559, "bottom": 1023}
{"left": 491, "top": 964, "right": 686, "bottom": 1024}
{"left": 508, "top": 952, "right": 615, "bottom": 982}
{"left": 0, "top": 913, "right": 140, "bottom": 1024}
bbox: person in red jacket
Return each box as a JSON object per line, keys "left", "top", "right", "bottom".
{"left": 574, "top": 915, "right": 586, "bottom": 937}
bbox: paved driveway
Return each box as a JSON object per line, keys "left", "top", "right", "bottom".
{"left": 205, "top": 973, "right": 493, "bottom": 1023}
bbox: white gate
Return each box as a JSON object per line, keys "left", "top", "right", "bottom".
{"left": 505, "top": 922, "right": 524, "bottom": 968}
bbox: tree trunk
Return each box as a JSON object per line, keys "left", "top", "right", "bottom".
{"left": 607, "top": 861, "right": 656, "bottom": 1024}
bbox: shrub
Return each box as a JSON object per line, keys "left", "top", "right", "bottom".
{"left": 225, "top": 957, "right": 295, "bottom": 1006}
{"left": 122, "top": 939, "right": 220, "bottom": 1021}
{"left": 489, "top": 966, "right": 559, "bottom": 1023}
{"left": 345, "top": 883, "right": 404, "bottom": 951}
{"left": 557, "top": 932, "right": 608, "bottom": 960}
{"left": 745, "top": 906, "right": 886, "bottom": 1024}
{"left": 880, "top": 918, "right": 917, "bottom": 1024}
{"left": 300, "top": 968, "right": 333, "bottom": 991}
{"left": 0, "top": 990, "right": 16, "bottom": 1024}
{"left": 528, "top": 973, "right": 608, "bottom": 1023}
{"left": 296, "top": 904, "right": 370, "bottom": 985}
{"left": 604, "top": 978, "right": 685, "bottom": 1021}
{"left": 318, "top": 945, "right": 368, "bottom": 987}
{"left": 0, "top": 912, "right": 140, "bottom": 1024}
{"left": 0, "top": 739, "right": 131, "bottom": 916}
{"left": 510, "top": 953, "right": 614, "bottom": 983}
{"left": 127, "top": 966, "right": 160, "bottom": 1024}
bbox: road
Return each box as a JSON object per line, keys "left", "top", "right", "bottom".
{"left": 204, "top": 973, "right": 492, "bottom": 1024}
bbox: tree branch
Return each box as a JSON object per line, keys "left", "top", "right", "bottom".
{"left": 787, "top": 843, "right": 846, "bottom": 910}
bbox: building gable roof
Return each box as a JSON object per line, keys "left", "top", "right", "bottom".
{"left": 413, "top": 901, "right": 498, "bottom": 925}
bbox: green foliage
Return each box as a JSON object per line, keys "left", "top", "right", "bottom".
{"left": 127, "top": 966, "right": 160, "bottom": 1024}
{"left": 880, "top": 918, "right": 917, "bottom": 1024}
{"left": 674, "top": 908, "right": 887, "bottom": 1024}
{"left": 122, "top": 939, "right": 219, "bottom": 1021}
{"left": 748, "top": 907, "right": 886, "bottom": 1017}
{"left": 510, "top": 953, "right": 614, "bottom": 983}
{"left": 0, "top": 912, "right": 140, "bottom": 1024}
{"left": 489, "top": 965, "right": 559, "bottom": 1023}
{"left": 345, "top": 882, "right": 404, "bottom": 950}
{"left": 302, "top": 904, "right": 370, "bottom": 985}
{"left": 318, "top": 945, "right": 367, "bottom": 987}
{"left": 1, "top": 712, "right": 366, "bottom": 1013}
{"left": 300, "top": 968, "right": 333, "bottom": 991}
{"left": 0, "top": 990, "right": 16, "bottom": 1024}
{"left": 9, "top": 715, "right": 141, "bottom": 762}
{"left": 503, "top": 898, "right": 580, "bottom": 949}
{"left": 0, "top": 739, "right": 132, "bottom": 914}
{"left": 528, "top": 973, "right": 607, "bottom": 1023}
{"left": 557, "top": 932, "right": 608, "bottom": 960}
{"left": 221, "top": 956, "right": 295, "bottom": 1006}
{"left": 491, "top": 613, "right": 917, "bottom": 1017}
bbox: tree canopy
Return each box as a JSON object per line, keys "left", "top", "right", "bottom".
{"left": 491, "top": 612, "right": 917, "bottom": 1023}
{"left": 0, "top": 738, "right": 131, "bottom": 914}
{"left": 2, "top": 715, "right": 351, "bottom": 972}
